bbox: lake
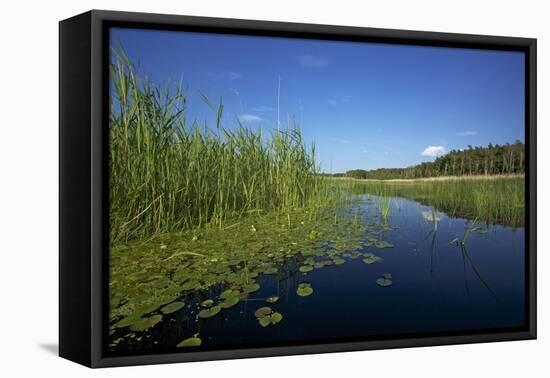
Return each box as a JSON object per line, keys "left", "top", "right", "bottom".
{"left": 109, "top": 191, "right": 525, "bottom": 353}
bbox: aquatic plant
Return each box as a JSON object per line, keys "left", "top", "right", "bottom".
{"left": 109, "top": 47, "right": 340, "bottom": 242}
{"left": 177, "top": 334, "right": 202, "bottom": 347}
{"left": 461, "top": 217, "right": 479, "bottom": 246}
{"left": 376, "top": 273, "right": 393, "bottom": 287}
{"left": 341, "top": 176, "right": 524, "bottom": 228}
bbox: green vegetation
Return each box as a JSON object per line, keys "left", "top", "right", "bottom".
{"left": 109, "top": 48, "right": 337, "bottom": 243}
{"left": 341, "top": 176, "right": 524, "bottom": 228}
{"left": 342, "top": 142, "right": 525, "bottom": 179}
{"left": 107, "top": 46, "right": 525, "bottom": 352}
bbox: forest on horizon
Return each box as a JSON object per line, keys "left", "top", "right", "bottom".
{"left": 326, "top": 141, "right": 525, "bottom": 180}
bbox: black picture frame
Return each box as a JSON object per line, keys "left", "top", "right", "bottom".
{"left": 59, "top": 9, "right": 537, "bottom": 368}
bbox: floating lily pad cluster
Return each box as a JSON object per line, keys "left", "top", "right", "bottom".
{"left": 254, "top": 306, "right": 283, "bottom": 327}
{"left": 108, "top": 206, "right": 391, "bottom": 350}
{"left": 363, "top": 252, "right": 383, "bottom": 265}
{"left": 376, "top": 273, "right": 393, "bottom": 287}
{"left": 296, "top": 282, "right": 314, "bottom": 297}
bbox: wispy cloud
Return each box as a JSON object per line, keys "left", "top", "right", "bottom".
{"left": 456, "top": 131, "right": 478, "bottom": 136}
{"left": 298, "top": 54, "right": 329, "bottom": 68}
{"left": 421, "top": 146, "right": 447, "bottom": 157}
{"left": 238, "top": 114, "right": 265, "bottom": 123}
{"left": 328, "top": 95, "right": 351, "bottom": 106}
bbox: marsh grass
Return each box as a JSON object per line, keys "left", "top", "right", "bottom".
{"left": 109, "top": 48, "right": 337, "bottom": 242}
{"left": 340, "top": 176, "right": 524, "bottom": 228}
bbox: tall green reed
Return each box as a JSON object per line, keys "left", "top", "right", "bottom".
{"left": 109, "top": 48, "right": 337, "bottom": 243}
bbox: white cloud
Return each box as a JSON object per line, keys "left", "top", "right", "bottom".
{"left": 327, "top": 95, "right": 351, "bottom": 106}
{"left": 421, "top": 146, "right": 447, "bottom": 157}
{"left": 298, "top": 54, "right": 329, "bottom": 68}
{"left": 238, "top": 114, "right": 265, "bottom": 122}
{"left": 456, "top": 131, "right": 478, "bottom": 136}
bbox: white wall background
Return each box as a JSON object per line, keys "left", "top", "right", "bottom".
{"left": 0, "top": 0, "right": 547, "bottom": 376}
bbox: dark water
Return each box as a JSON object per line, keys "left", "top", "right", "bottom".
{"left": 115, "top": 195, "right": 525, "bottom": 353}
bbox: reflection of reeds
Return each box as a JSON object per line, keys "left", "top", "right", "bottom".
{"left": 109, "top": 47, "right": 338, "bottom": 242}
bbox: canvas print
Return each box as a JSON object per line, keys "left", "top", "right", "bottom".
{"left": 107, "top": 28, "right": 526, "bottom": 354}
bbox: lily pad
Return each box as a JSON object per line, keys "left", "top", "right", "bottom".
{"left": 220, "top": 289, "right": 239, "bottom": 300}
{"left": 134, "top": 303, "right": 159, "bottom": 316}
{"left": 266, "top": 296, "right": 279, "bottom": 304}
{"left": 263, "top": 266, "right": 279, "bottom": 274}
{"left": 176, "top": 336, "right": 202, "bottom": 347}
{"left": 363, "top": 255, "right": 383, "bottom": 265}
{"left": 333, "top": 258, "right": 345, "bottom": 265}
{"left": 129, "top": 314, "right": 163, "bottom": 331}
{"left": 200, "top": 299, "right": 214, "bottom": 308}
{"left": 243, "top": 283, "right": 260, "bottom": 293}
{"left": 219, "top": 295, "right": 239, "bottom": 309}
{"left": 258, "top": 311, "right": 283, "bottom": 327}
{"left": 296, "top": 283, "right": 314, "bottom": 297}
{"left": 198, "top": 305, "right": 221, "bottom": 319}
{"left": 181, "top": 281, "right": 201, "bottom": 291}
{"left": 299, "top": 265, "right": 314, "bottom": 273}
{"left": 374, "top": 240, "right": 394, "bottom": 249}
{"left": 271, "top": 312, "right": 283, "bottom": 324}
{"left": 376, "top": 277, "right": 393, "bottom": 287}
{"left": 160, "top": 301, "right": 185, "bottom": 314}
{"left": 113, "top": 316, "right": 139, "bottom": 329}
{"left": 254, "top": 306, "right": 273, "bottom": 318}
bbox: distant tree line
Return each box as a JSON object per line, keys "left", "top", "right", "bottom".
{"left": 332, "top": 141, "right": 525, "bottom": 180}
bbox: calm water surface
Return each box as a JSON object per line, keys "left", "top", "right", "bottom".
{"left": 116, "top": 194, "right": 525, "bottom": 352}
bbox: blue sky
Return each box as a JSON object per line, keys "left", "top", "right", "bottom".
{"left": 110, "top": 28, "right": 525, "bottom": 173}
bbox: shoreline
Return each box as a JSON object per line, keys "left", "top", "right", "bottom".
{"left": 333, "top": 174, "right": 524, "bottom": 183}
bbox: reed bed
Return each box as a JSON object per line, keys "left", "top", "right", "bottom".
{"left": 109, "top": 49, "right": 336, "bottom": 243}
{"left": 339, "top": 176, "right": 525, "bottom": 228}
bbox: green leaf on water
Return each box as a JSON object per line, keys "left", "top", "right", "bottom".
{"left": 266, "top": 296, "right": 279, "bottom": 304}
{"left": 243, "top": 283, "right": 260, "bottom": 293}
{"left": 363, "top": 255, "right": 383, "bottom": 264}
{"left": 129, "top": 314, "right": 163, "bottom": 331}
{"left": 254, "top": 307, "right": 273, "bottom": 318}
{"left": 113, "top": 316, "right": 139, "bottom": 329}
{"left": 299, "top": 265, "right": 313, "bottom": 273}
{"left": 333, "top": 258, "right": 345, "bottom": 265}
{"left": 376, "top": 277, "right": 393, "bottom": 287}
{"left": 263, "top": 266, "right": 278, "bottom": 274}
{"left": 220, "top": 289, "right": 239, "bottom": 300}
{"left": 176, "top": 336, "right": 202, "bottom": 347}
{"left": 200, "top": 299, "right": 214, "bottom": 308}
{"left": 198, "top": 305, "right": 221, "bottom": 319}
{"left": 181, "top": 281, "right": 201, "bottom": 291}
{"left": 271, "top": 312, "right": 283, "bottom": 324}
{"left": 256, "top": 310, "right": 283, "bottom": 327}
{"left": 219, "top": 295, "right": 239, "bottom": 309}
{"left": 258, "top": 316, "right": 272, "bottom": 327}
{"left": 160, "top": 301, "right": 185, "bottom": 314}
{"left": 296, "top": 283, "right": 313, "bottom": 297}
{"left": 374, "top": 240, "right": 394, "bottom": 249}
